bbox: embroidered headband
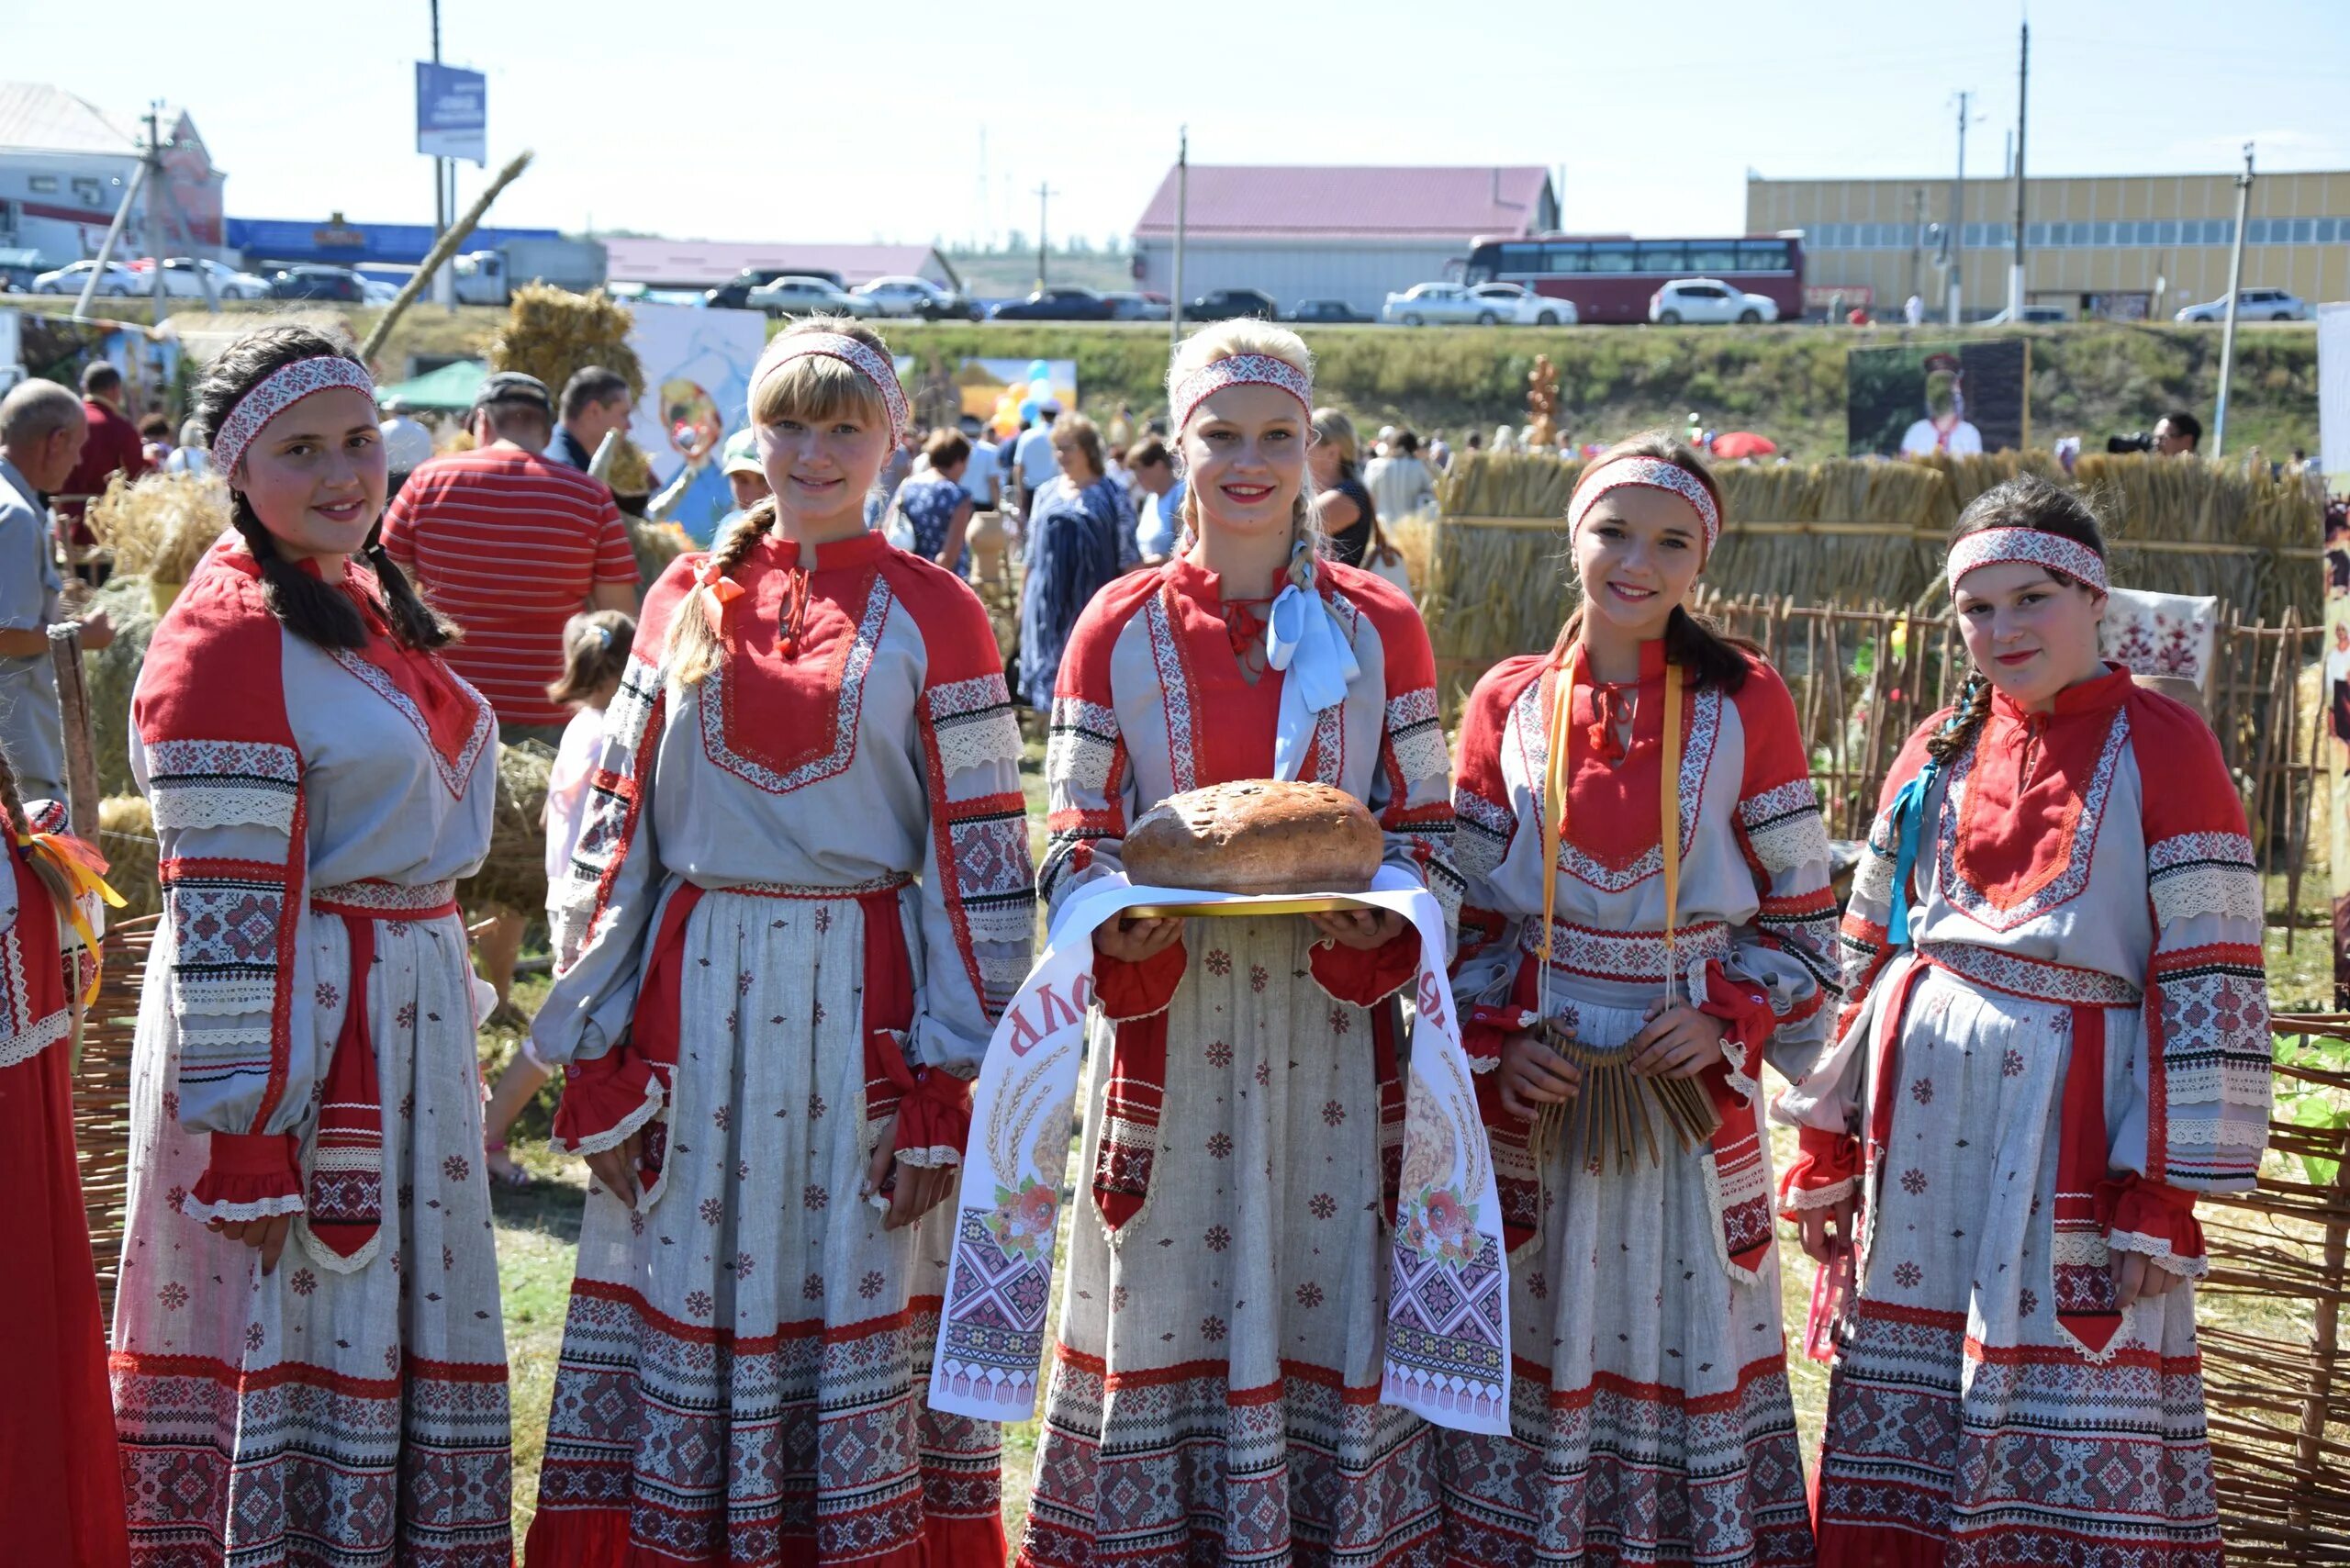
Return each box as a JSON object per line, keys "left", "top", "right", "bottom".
{"left": 212, "top": 355, "right": 377, "bottom": 478}
{"left": 1566, "top": 454, "right": 1722, "bottom": 554}
{"left": 749, "top": 331, "right": 908, "bottom": 442}
{"left": 1946, "top": 526, "right": 2109, "bottom": 595}
{"left": 1171, "top": 352, "right": 1313, "bottom": 431}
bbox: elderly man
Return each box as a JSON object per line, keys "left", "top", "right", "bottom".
{"left": 548, "top": 364, "right": 634, "bottom": 473}
{"left": 0, "top": 381, "right": 113, "bottom": 815}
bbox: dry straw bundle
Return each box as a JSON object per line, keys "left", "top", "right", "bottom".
{"left": 84, "top": 471, "right": 232, "bottom": 588}
{"left": 95, "top": 794, "right": 159, "bottom": 919}
{"left": 455, "top": 742, "right": 555, "bottom": 917}
{"left": 487, "top": 283, "right": 655, "bottom": 493}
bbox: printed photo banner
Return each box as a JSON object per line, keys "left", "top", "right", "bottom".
{"left": 928, "top": 866, "right": 1511, "bottom": 1435}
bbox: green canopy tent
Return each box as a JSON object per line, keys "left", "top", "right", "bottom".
{"left": 375, "top": 358, "right": 487, "bottom": 413}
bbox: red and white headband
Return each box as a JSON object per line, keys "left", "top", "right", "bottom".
{"left": 213, "top": 355, "right": 376, "bottom": 478}
{"left": 1171, "top": 353, "right": 1312, "bottom": 431}
{"left": 1946, "top": 527, "right": 2109, "bottom": 595}
{"left": 1567, "top": 454, "right": 1721, "bottom": 554}
{"left": 750, "top": 332, "right": 908, "bottom": 442}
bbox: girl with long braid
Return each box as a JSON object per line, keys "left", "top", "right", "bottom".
{"left": 524, "top": 318, "right": 1032, "bottom": 1565}
{"left": 1776, "top": 476, "right": 2270, "bottom": 1567}
{"left": 109, "top": 325, "right": 509, "bottom": 1564}
{"left": 1441, "top": 432, "right": 1831, "bottom": 1566}
{"left": 1021, "top": 321, "right": 1460, "bottom": 1563}
{"left": 0, "top": 747, "right": 129, "bottom": 1566}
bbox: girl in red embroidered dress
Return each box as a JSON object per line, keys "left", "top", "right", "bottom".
{"left": 110, "top": 326, "right": 509, "bottom": 1565}
{"left": 1021, "top": 321, "right": 1460, "bottom": 1565}
{"left": 523, "top": 319, "right": 1033, "bottom": 1566}
{"left": 0, "top": 764, "right": 129, "bottom": 1567}
{"left": 1776, "top": 477, "right": 2269, "bottom": 1568}
{"left": 1443, "top": 433, "right": 1830, "bottom": 1566}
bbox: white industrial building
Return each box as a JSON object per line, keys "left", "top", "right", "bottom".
{"left": 0, "top": 84, "right": 225, "bottom": 282}
{"left": 1132, "top": 165, "right": 1559, "bottom": 317}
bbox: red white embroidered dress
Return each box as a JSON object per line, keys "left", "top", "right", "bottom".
{"left": 1021, "top": 556, "right": 1460, "bottom": 1567}
{"left": 524, "top": 530, "right": 1033, "bottom": 1566}
{"left": 1443, "top": 644, "right": 1831, "bottom": 1567}
{"left": 112, "top": 538, "right": 508, "bottom": 1566}
{"left": 1, "top": 799, "right": 130, "bottom": 1567}
{"left": 1775, "top": 666, "right": 2270, "bottom": 1568}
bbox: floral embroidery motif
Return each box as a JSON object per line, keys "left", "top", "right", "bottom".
{"left": 1893, "top": 1260, "right": 1923, "bottom": 1289}
{"left": 1902, "top": 1169, "right": 1929, "bottom": 1195}
{"left": 685, "top": 1289, "right": 713, "bottom": 1318}
{"left": 442, "top": 1154, "right": 470, "bottom": 1183}
{"left": 1200, "top": 1315, "right": 1227, "bottom": 1343}
{"left": 1204, "top": 1226, "right": 1230, "bottom": 1252}
{"left": 1296, "top": 1282, "right": 1325, "bottom": 1308}
{"left": 1309, "top": 1193, "right": 1337, "bottom": 1220}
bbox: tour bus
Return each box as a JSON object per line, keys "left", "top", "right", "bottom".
{"left": 1460, "top": 232, "right": 1807, "bottom": 325}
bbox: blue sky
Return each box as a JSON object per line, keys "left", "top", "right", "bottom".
{"left": 19, "top": 0, "right": 2345, "bottom": 247}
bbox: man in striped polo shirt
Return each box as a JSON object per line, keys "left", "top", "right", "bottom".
{"left": 383, "top": 371, "right": 641, "bottom": 746}
{"left": 382, "top": 372, "right": 641, "bottom": 1028}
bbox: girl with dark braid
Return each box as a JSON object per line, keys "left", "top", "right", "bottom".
{"left": 1776, "top": 476, "right": 2270, "bottom": 1567}
{"left": 525, "top": 318, "right": 1032, "bottom": 1565}
{"left": 110, "top": 324, "right": 509, "bottom": 1564}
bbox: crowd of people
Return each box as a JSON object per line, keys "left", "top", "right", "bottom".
{"left": 0, "top": 309, "right": 2275, "bottom": 1568}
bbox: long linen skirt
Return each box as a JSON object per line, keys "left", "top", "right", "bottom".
{"left": 1437, "top": 991, "right": 1814, "bottom": 1568}
{"left": 524, "top": 881, "right": 1002, "bottom": 1567}
{"left": 111, "top": 904, "right": 513, "bottom": 1567}
{"left": 1019, "top": 914, "right": 1440, "bottom": 1568}
{"left": 1815, "top": 964, "right": 2219, "bottom": 1568}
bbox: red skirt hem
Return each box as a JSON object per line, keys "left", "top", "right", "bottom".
{"left": 1815, "top": 1518, "right": 1945, "bottom": 1568}
{"left": 522, "top": 1505, "right": 937, "bottom": 1567}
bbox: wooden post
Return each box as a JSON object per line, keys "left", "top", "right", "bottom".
{"left": 2289, "top": 1091, "right": 2350, "bottom": 1531}
{"left": 47, "top": 623, "right": 95, "bottom": 1069}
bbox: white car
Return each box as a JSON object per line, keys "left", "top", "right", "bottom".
{"left": 33, "top": 259, "right": 140, "bottom": 297}
{"left": 854, "top": 275, "right": 977, "bottom": 319}
{"left": 748, "top": 274, "right": 877, "bottom": 319}
{"left": 1649, "top": 277, "right": 1780, "bottom": 325}
{"left": 1981, "top": 303, "right": 2069, "bottom": 325}
{"left": 1469, "top": 282, "right": 1578, "bottom": 327}
{"left": 140, "top": 257, "right": 272, "bottom": 299}
{"left": 2176, "top": 287, "right": 2311, "bottom": 323}
{"left": 1382, "top": 282, "right": 1488, "bottom": 325}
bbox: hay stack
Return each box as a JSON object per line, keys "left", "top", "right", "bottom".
{"left": 488, "top": 284, "right": 655, "bottom": 490}
{"left": 80, "top": 573, "right": 162, "bottom": 800}
{"left": 456, "top": 742, "right": 554, "bottom": 917}
{"left": 96, "top": 794, "right": 158, "bottom": 919}
{"left": 84, "top": 470, "right": 233, "bottom": 591}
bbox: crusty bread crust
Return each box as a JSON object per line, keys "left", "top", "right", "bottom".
{"left": 1125, "top": 779, "right": 1382, "bottom": 895}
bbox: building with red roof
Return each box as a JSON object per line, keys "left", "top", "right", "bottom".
{"left": 1132, "top": 164, "right": 1558, "bottom": 318}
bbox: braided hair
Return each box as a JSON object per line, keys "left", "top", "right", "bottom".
{"left": 192, "top": 324, "right": 453, "bottom": 653}
{"left": 0, "top": 743, "right": 73, "bottom": 914}
{"left": 1925, "top": 475, "right": 2109, "bottom": 767}
{"left": 665, "top": 500, "right": 779, "bottom": 687}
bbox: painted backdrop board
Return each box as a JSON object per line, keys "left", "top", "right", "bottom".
{"left": 624, "top": 302, "right": 769, "bottom": 544}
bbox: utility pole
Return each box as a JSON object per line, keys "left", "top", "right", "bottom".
{"left": 146, "top": 105, "right": 167, "bottom": 320}
{"left": 2212, "top": 142, "right": 2255, "bottom": 459}
{"left": 1034, "top": 182, "right": 1058, "bottom": 291}
{"left": 1169, "top": 127, "right": 1188, "bottom": 353}
{"left": 1908, "top": 187, "right": 1926, "bottom": 305}
{"left": 2009, "top": 20, "right": 2030, "bottom": 321}
{"left": 1948, "top": 90, "right": 1971, "bottom": 327}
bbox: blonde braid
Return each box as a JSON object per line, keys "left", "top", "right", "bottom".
{"left": 0, "top": 745, "right": 74, "bottom": 914}
{"left": 664, "top": 499, "right": 777, "bottom": 687}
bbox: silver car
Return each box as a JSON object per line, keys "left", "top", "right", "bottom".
{"left": 2176, "top": 287, "right": 2311, "bottom": 323}
{"left": 1382, "top": 282, "right": 1488, "bottom": 325}
{"left": 748, "top": 274, "right": 878, "bottom": 319}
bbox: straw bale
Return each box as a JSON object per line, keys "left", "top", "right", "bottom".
{"left": 84, "top": 470, "right": 232, "bottom": 585}
{"left": 81, "top": 573, "right": 162, "bottom": 799}
{"left": 455, "top": 741, "right": 554, "bottom": 917}
{"left": 95, "top": 794, "right": 158, "bottom": 918}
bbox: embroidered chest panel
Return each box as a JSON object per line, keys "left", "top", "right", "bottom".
{"left": 1509, "top": 668, "right": 1721, "bottom": 891}
{"left": 1935, "top": 705, "right": 2130, "bottom": 931}
{"left": 1136, "top": 580, "right": 1356, "bottom": 794}
{"left": 700, "top": 568, "right": 894, "bottom": 794}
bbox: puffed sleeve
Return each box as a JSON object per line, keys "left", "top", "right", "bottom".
{"left": 1448, "top": 655, "right": 1545, "bottom": 1072}
{"left": 1708, "top": 666, "right": 1841, "bottom": 1097}
{"left": 2103, "top": 691, "right": 2271, "bottom": 1275}
{"left": 1038, "top": 590, "right": 1143, "bottom": 919}
{"left": 532, "top": 557, "right": 688, "bottom": 1153}
{"left": 131, "top": 570, "right": 314, "bottom": 1222}
{"left": 1772, "top": 711, "right": 1943, "bottom": 1218}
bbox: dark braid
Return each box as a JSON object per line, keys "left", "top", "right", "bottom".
{"left": 195, "top": 323, "right": 452, "bottom": 652}
{"left": 1930, "top": 475, "right": 2109, "bottom": 767}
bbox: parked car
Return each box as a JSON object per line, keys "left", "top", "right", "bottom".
{"left": 267, "top": 264, "right": 368, "bottom": 303}
{"left": 1102, "top": 291, "right": 1170, "bottom": 322}
{"left": 1288, "top": 298, "right": 1372, "bottom": 324}
{"left": 703, "top": 265, "right": 846, "bottom": 311}
{"left": 747, "top": 274, "right": 877, "bottom": 319}
{"left": 32, "top": 259, "right": 140, "bottom": 297}
{"left": 1648, "top": 277, "right": 1780, "bottom": 324}
{"left": 132, "top": 256, "right": 272, "bottom": 299}
{"left": 1470, "top": 282, "right": 1578, "bottom": 326}
{"left": 1382, "top": 282, "right": 1491, "bottom": 325}
{"left": 1187, "top": 287, "right": 1278, "bottom": 320}
{"left": 990, "top": 286, "right": 1113, "bottom": 321}
{"left": 2175, "top": 287, "right": 2311, "bottom": 323}
{"left": 855, "top": 275, "right": 982, "bottom": 319}
{"left": 1980, "top": 303, "right": 2069, "bottom": 325}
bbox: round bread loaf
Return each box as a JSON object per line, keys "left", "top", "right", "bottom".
{"left": 1125, "top": 779, "right": 1382, "bottom": 896}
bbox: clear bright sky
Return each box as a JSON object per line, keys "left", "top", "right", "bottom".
{"left": 17, "top": 0, "right": 2345, "bottom": 248}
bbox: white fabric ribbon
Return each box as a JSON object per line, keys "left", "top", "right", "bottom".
{"left": 1264, "top": 584, "right": 1360, "bottom": 782}
{"left": 928, "top": 867, "right": 1511, "bottom": 1435}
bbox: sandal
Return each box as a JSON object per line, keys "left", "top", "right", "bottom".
{"left": 485, "top": 1141, "right": 533, "bottom": 1189}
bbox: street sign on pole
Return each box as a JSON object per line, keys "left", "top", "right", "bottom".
{"left": 415, "top": 63, "right": 487, "bottom": 167}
